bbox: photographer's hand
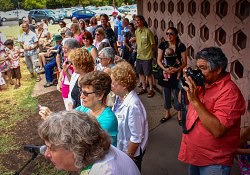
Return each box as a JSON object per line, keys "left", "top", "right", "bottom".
{"left": 182, "top": 75, "right": 199, "bottom": 104}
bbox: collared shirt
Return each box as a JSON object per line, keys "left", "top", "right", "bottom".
{"left": 178, "top": 73, "right": 246, "bottom": 166}
{"left": 112, "top": 90, "right": 149, "bottom": 157}
{"left": 20, "top": 30, "right": 38, "bottom": 56}
{"left": 135, "top": 26, "right": 155, "bottom": 60}
{"left": 87, "top": 145, "right": 140, "bottom": 175}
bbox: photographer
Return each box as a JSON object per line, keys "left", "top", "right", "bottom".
{"left": 178, "top": 47, "right": 246, "bottom": 175}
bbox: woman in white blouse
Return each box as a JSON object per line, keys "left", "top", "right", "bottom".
{"left": 110, "top": 61, "right": 148, "bottom": 171}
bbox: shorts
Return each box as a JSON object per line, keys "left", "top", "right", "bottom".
{"left": 136, "top": 59, "right": 152, "bottom": 76}
{"left": 11, "top": 67, "right": 22, "bottom": 79}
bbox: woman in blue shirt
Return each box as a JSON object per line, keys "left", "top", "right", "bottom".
{"left": 75, "top": 71, "right": 118, "bottom": 146}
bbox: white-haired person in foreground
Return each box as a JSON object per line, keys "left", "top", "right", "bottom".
{"left": 38, "top": 110, "right": 140, "bottom": 175}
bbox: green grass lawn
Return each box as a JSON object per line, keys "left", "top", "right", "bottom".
{"left": 0, "top": 24, "right": 68, "bottom": 175}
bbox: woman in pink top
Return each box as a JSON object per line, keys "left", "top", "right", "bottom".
{"left": 59, "top": 38, "right": 80, "bottom": 110}
{"left": 70, "top": 23, "right": 83, "bottom": 47}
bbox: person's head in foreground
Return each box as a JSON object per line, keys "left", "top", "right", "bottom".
{"left": 38, "top": 110, "right": 110, "bottom": 171}
{"left": 38, "top": 110, "right": 140, "bottom": 174}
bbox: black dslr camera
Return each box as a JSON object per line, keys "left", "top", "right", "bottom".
{"left": 178, "top": 67, "right": 204, "bottom": 89}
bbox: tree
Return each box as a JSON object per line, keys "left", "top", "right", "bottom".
{"left": 23, "top": 0, "right": 46, "bottom": 9}
{"left": 0, "top": 0, "right": 14, "bottom": 11}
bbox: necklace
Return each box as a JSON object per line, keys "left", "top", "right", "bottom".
{"left": 90, "top": 105, "right": 105, "bottom": 117}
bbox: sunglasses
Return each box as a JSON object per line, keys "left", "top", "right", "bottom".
{"left": 78, "top": 88, "right": 96, "bottom": 97}
{"left": 83, "top": 37, "right": 90, "bottom": 40}
{"left": 95, "top": 33, "right": 100, "bottom": 36}
{"left": 166, "top": 32, "right": 175, "bottom": 36}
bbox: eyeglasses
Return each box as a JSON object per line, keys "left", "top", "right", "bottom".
{"left": 79, "top": 88, "right": 96, "bottom": 97}
{"left": 166, "top": 32, "right": 174, "bottom": 36}
{"left": 95, "top": 33, "right": 100, "bottom": 36}
{"left": 83, "top": 37, "right": 90, "bottom": 40}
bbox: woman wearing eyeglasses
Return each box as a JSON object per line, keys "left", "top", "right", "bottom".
{"left": 39, "top": 71, "right": 118, "bottom": 146}
{"left": 75, "top": 71, "right": 118, "bottom": 146}
{"left": 82, "top": 31, "right": 98, "bottom": 65}
{"left": 157, "top": 27, "right": 187, "bottom": 125}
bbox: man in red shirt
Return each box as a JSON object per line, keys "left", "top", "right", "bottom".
{"left": 178, "top": 47, "right": 246, "bottom": 175}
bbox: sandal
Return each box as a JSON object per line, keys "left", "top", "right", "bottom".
{"left": 36, "top": 76, "right": 41, "bottom": 82}
{"left": 160, "top": 116, "right": 171, "bottom": 123}
{"left": 137, "top": 88, "right": 148, "bottom": 95}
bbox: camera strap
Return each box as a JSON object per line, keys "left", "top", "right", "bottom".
{"left": 180, "top": 89, "right": 198, "bottom": 134}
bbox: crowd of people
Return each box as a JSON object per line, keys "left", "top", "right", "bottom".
{"left": 0, "top": 12, "right": 248, "bottom": 175}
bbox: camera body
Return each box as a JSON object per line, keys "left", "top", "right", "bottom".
{"left": 178, "top": 67, "right": 204, "bottom": 89}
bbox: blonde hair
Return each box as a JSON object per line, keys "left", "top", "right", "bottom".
{"left": 111, "top": 61, "right": 137, "bottom": 92}
{"left": 68, "top": 48, "right": 95, "bottom": 73}
{"left": 95, "top": 28, "right": 106, "bottom": 38}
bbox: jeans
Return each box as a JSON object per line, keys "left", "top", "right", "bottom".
{"left": 189, "top": 164, "right": 231, "bottom": 175}
{"left": 163, "top": 87, "right": 181, "bottom": 111}
{"left": 44, "top": 58, "right": 56, "bottom": 83}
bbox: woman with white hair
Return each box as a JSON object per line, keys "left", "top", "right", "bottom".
{"left": 96, "top": 47, "right": 115, "bottom": 74}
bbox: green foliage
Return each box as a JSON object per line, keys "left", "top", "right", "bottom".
{"left": 0, "top": 0, "right": 14, "bottom": 11}
{"left": 0, "top": 0, "right": 136, "bottom": 11}
{"left": 23, "top": 0, "right": 46, "bottom": 10}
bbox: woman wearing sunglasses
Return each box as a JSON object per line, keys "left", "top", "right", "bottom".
{"left": 157, "top": 27, "right": 187, "bottom": 125}
{"left": 39, "top": 71, "right": 118, "bottom": 147}
{"left": 75, "top": 71, "right": 118, "bottom": 146}
{"left": 82, "top": 31, "right": 98, "bottom": 65}
{"left": 93, "top": 28, "right": 110, "bottom": 52}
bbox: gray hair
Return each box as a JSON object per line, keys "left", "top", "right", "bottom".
{"left": 38, "top": 110, "right": 111, "bottom": 169}
{"left": 65, "top": 30, "right": 73, "bottom": 38}
{"left": 195, "top": 47, "right": 228, "bottom": 73}
{"left": 100, "top": 47, "right": 115, "bottom": 62}
{"left": 63, "top": 38, "right": 80, "bottom": 49}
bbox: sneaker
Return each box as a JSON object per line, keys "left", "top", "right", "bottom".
{"left": 147, "top": 90, "right": 155, "bottom": 98}
{"left": 44, "top": 82, "right": 53, "bottom": 88}
{"left": 38, "top": 68, "right": 45, "bottom": 74}
{"left": 137, "top": 88, "right": 148, "bottom": 95}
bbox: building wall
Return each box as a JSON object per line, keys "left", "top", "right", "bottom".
{"left": 137, "top": 0, "right": 250, "bottom": 126}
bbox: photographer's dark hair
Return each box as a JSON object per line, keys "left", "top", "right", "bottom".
{"left": 195, "top": 47, "right": 228, "bottom": 73}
